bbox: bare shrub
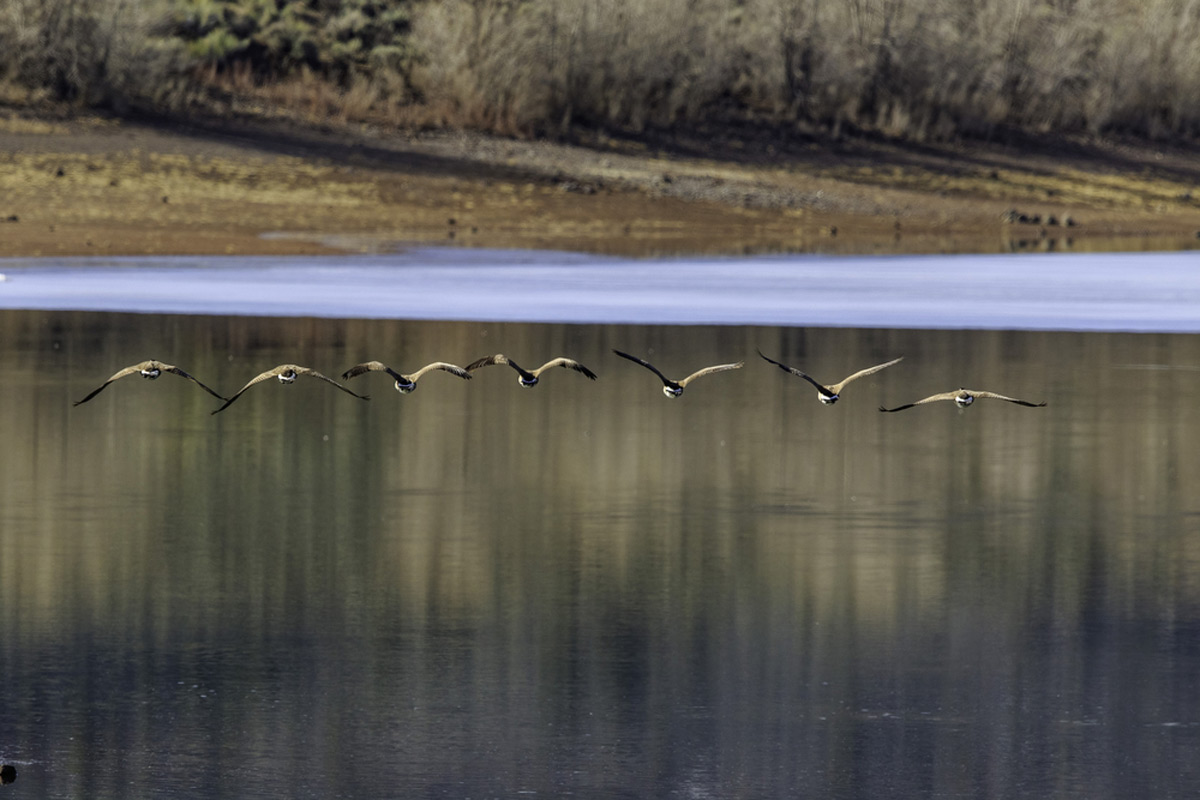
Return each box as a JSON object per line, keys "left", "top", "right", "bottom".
{"left": 0, "top": 0, "right": 184, "bottom": 108}
{"left": 1086, "top": 0, "right": 1200, "bottom": 136}
{"left": 5, "top": 0, "right": 1199, "bottom": 141}
{"left": 408, "top": 0, "right": 1200, "bottom": 141}
{"left": 410, "top": 0, "right": 758, "bottom": 134}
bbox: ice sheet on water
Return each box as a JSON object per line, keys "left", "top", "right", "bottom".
{"left": 0, "top": 247, "right": 1198, "bottom": 331}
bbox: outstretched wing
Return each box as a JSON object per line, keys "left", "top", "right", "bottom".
{"left": 73, "top": 362, "right": 150, "bottom": 406}
{"left": 613, "top": 350, "right": 672, "bottom": 386}
{"left": 969, "top": 390, "right": 1046, "bottom": 407}
{"left": 467, "top": 353, "right": 510, "bottom": 370}
{"left": 535, "top": 357, "right": 597, "bottom": 380}
{"left": 466, "top": 354, "right": 504, "bottom": 371}
{"left": 678, "top": 362, "right": 744, "bottom": 388}
{"left": 467, "top": 354, "right": 535, "bottom": 381}
{"left": 757, "top": 350, "right": 833, "bottom": 397}
{"left": 879, "top": 391, "right": 961, "bottom": 412}
{"left": 296, "top": 367, "right": 370, "bottom": 400}
{"left": 341, "top": 361, "right": 402, "bottom": 382}
{"left": 829, "top": 356, "right": 904, "bottom": 393}
{"left": 211, "top": 366, "right": 290, "bottom": 414}
{"left": 407, "top": 362, "right": 472, "bottom": 382}
{"left": 162, "top": 365, "right": 228, "bottom": 401}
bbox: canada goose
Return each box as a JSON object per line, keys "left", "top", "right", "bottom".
{"left": 342, "top": 360, "right": 471, "bottom": 393}
{"left": 758, "top": 350, "right": 903, "bottom": 404}
{"left": 880, "top": 389, "right": 1046, "bottom": 412}
{"left": 212, "top": 364, "right": 369, "bottom": 414}
{"left": 466, "top": 354, "right": 597, "bottom": 386}
{"left": 74, "top": 360, "right": 227, "bottom": 406}
{"left": 613, "top": 349, "right": 743, "bottom": 398}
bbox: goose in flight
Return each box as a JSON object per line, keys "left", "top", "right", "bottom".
{"left": 74, "top": 360, "right": 226, "bottom": 406}
{"left": 758, "top": 350, "right": 902, "bottom": 404}
{"left": 212, "top": 364, "right": 369, "bottom": 414}
{"left": 613, "top": 349, "right": 743, "bottom": 398}
{"left": 466, "top": 354, "right": 597, "bottom": 386}
{"left": 880, "top": 388, "right": 1046, "bottom": 412}
{"left": 342, "top": 360, "right": 471, "bottom": 394}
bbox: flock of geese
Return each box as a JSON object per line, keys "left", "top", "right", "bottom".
{"left": 72, "top": 352, "right": 1048, "bottom": 413}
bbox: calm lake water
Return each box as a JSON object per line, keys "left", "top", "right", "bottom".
{"left": 2, "top": 308, "right": 1200, "bottom": 798}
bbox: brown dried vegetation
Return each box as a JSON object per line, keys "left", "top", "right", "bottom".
{"left": 4, "top": 0, "right": 1200, "bottom": 142}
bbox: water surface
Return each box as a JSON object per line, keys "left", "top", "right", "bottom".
{"left": 2, "top": 310, "right": 1199, "bottom": 798}
{"left": 2, "top": 248, "right": 1199, "bottom": 330}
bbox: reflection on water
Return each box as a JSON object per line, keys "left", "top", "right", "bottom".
{"left": 2, "top": 311, "right": 1200, "bottom": 798}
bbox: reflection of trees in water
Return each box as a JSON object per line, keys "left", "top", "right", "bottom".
{"left": 2, "top": 311, "right": 1200, "bottom": 796}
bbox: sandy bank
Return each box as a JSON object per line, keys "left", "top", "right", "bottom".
{"left": 1, "top": 111, "right": 1199, "bottom": 258}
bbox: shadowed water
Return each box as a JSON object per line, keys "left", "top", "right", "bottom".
{"left": 2, "top": 310, "right": 1200, "bottom": 798}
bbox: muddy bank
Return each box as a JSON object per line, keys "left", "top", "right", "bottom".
{"left": 1, "top": 111, "right": 1199, "bottom": 258}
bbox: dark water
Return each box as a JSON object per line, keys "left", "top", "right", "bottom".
{"left": 2, "top": 310, "right": 1199, "bottom": 799}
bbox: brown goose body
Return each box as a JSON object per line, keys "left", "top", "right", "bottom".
{"left": 758, "top": 350, "right": 902, "bottom": 404}
{"left": 880, "top": 388, "right": 1046, "bottom": 412}
{"left": 212, "top": 364, "right": 369, "bottom": 414}
{"left": 613, "top": 349, "right": 743, "bottom": 398}
{"left": 74, "top": 360, "right": 227, "bottom": 406}
{"left": 466, "top": 354, "right": 597, "bottom": 387}
{"left": 342, "top": 360, "right": 471, "bottom": 394}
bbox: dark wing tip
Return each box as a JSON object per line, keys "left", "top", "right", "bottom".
{"left": 210, "top": 391, "right": 244, "bottom": 415}
{"left": 757, "top": 349, "right": 794, "bottom": 373}
{"left": 72, "top": 385, "right": 107, "bottom": 406}
{"left": 612, "top": 349, "right": 646, "bottom": 366}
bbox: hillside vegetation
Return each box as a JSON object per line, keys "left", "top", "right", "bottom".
{"left": 3, "top": 0, "right": 1200, "bottom": 142}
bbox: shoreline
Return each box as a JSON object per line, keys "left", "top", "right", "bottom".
{"left": 2, "top": 110, "right": 1199, "bottom": 259}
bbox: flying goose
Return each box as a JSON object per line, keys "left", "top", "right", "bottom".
{"left": 212, "top": 364, "right": 369, "bottom": 414}
{"left": 342, "top": 360, "right": 472, "bottom": 393}
{"left": 758, "top": 350, "right": 903, "bottom": 404}
{"left": 613, "top": 349, "right": 744, "bottom": 398}
{"left": 880, "top": 388, "right": 1046, "bottom": 412}
{"left": 74, "top": 360, "right": 227, "bottom": 406}
{"left": 466, "top": 354, "right": 597, "bottom": 386}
